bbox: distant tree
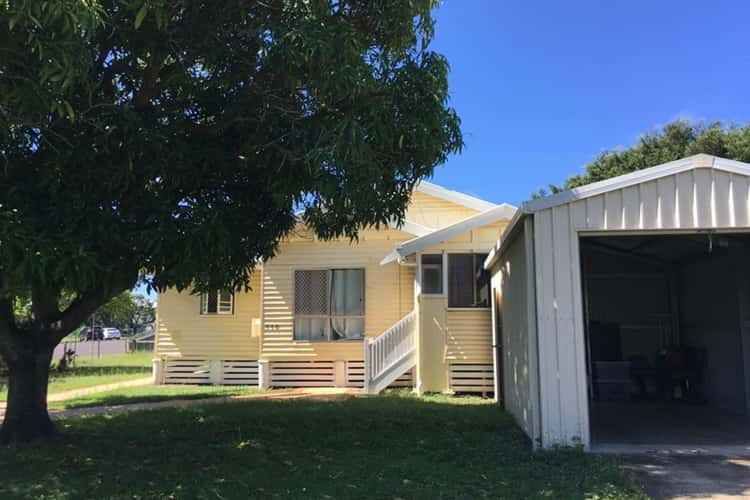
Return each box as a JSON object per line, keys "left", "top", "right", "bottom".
{"left": 538, "top": 121, "right": 750, "bottom": 196}
{"left": 92, "top": 292, "right": 138, "bottom": 331}
{"left": 0, "top": 0, "right": 462, "bottom": 442}
{"left": 129, "top": 294, "right": 156, "bottom": 334}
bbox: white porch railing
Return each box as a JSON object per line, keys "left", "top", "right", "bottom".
{"left": 363, "top": 310, "right": 417, "bottom": 394}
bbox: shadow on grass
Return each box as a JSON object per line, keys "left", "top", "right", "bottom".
{"left": 58, "top": 386, "right": 258, "bottom": 410}
{"left": 0, "top": 394, "right": 646, "bottom": 499}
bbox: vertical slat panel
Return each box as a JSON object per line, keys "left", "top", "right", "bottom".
{"left": 713, "top": 171, "right": 732, "bottom": 227}
{"left": 621, "top": 185, "right": 640, "bottom": 228}
{"left": 568, "top": 200, "right": 590, "bottom": 446}
{"left": 551, "top": 204, "right": 578, "bottom": 443}
{"left": 694, "top": 169, "right": 712, "bottom": 227}
{"left": 569, "top": 200, "right": 586, "bottom": 230}
{"left": 604, "top": 190, "right": 623, "bottom": 230}
{"left": 640, "top": 180, "right": 659, "bottom": 229}
{"left": 533, "top": 208, "right": 560, "bottom": 445}
{"left": 675, "top": 171, "right": 695, "bottom": 228}
{"left": 733, "top": 174, "right": 750, "bottom": 227}
{"left": 657, "top": 176, "right": 676, "bottom": 228}
{"left": 586, "top": 195, "right": 604, "bottom": 230}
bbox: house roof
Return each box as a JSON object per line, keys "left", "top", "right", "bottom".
{"left": 381, "top": 203, "right": 518, "bottom": 265}
{"left": 484, "top": 154, "right": 750, "bottom": 270}
{"left": 415, "top": 181, "right": 499, "bottom": 212}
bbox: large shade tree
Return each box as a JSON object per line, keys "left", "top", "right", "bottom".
{"left": 541, "top": 120, "right": 750, "bottom": 194}
{"left": 0, "top": 0, "right": 462, "bottom": 443}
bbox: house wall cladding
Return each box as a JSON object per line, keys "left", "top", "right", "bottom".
{"left": 531, "top": 164, "right": 750, "bottom": 448}
{"left": 406, "top": 191, "right": 480, "bottom": 228}
{"left": 261, "top": 228, "right": 415, "bottom": 362}
{"left": 156, "top": 271, "right": 262, "bottom": 360}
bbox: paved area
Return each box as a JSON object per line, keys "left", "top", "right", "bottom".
{"left": 592, "top": 403, "right": 750, "bottom": 498}
{"left": 591, "top": 401, "right": 750, "bottom": 445}
{"left": 619, "top": 454, "right": 750, "bottom": 499}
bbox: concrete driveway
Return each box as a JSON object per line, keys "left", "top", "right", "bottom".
{"left": 619, "top": 454, "right": 750, "bottom": 499}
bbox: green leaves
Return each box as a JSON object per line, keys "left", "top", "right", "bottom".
{"left": 1, "top": 0, "right": 462, "bottom": 305}
{"left": 134, "top": 1, "right": 148, "bottom": 29}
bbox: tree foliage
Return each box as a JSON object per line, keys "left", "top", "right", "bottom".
{"left": 91, "top": 291, "right": 137, "bottom": 330}
{"left": 540, "top": 121, "right": 750, "bottom": 195}
{"left": 0, "top": 0, "right": 461, "bottom": 442}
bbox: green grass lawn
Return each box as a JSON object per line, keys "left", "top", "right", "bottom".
{"left": 0, "top": 393, "right": 645, "bottom": 499}
{"left": 0, "top": 351, "right": 152, "bottom": 400}
{"left": 49, "top": 384, "right": 265, "bottom": 410}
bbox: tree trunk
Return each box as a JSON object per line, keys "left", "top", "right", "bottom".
{"left": 0, "top": 346, "right": 55, "bottom": 444}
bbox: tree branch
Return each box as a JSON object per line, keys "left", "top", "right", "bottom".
{"left": 50, "top": 270, "right": 137, "bottom": 344}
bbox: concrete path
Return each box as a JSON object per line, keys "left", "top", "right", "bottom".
{"left": 43, "top": 387, "right": 359, "bottom": 419}
{"left": 0, "top": 377, "right": 153, "bottom": 414}
{"left": 619, "top": 454, "right": 750, "bottom": 500}
{"left": 0, "top": 385, "right": 357, "bottom": 418}
{"left": 47, "top": 377, "right": 153, "bottom": 402}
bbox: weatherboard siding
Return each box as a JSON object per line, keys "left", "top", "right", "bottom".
{"left": 406, "top": 191, "right": 480, "bottom": 228}
{"left": 156, "top": 271, "right": 262, "bottom": 359}
{"left": 445, "top": 309, "right": 492, "bottom": 362}
{"left": 261, "top": 229, "right": 414, "bottom": 361}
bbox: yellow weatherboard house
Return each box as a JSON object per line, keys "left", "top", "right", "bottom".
{"left": 154, "top": 182, "right": 516, "bottom": 394}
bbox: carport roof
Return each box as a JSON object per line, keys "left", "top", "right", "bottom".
{"left": 484, "top": 154, "right": 750, "bottom": 270}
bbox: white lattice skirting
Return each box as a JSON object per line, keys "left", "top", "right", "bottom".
{"left": 159, "top": 358, "right": 415, "bottom": 389}
{"left": 162, "top": 359, "right": 259, "bottom": 386}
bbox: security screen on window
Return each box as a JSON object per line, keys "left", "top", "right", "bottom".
{"left": 448, "top": 254, "right": 489, "bottom": 308}
{"left": 421, "top": 254, "right": 443, "bottom": 294}
{"left": 294, "top": 269, "right": 365, "bottom": 341}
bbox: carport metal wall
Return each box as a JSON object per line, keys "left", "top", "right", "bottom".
{"left": 494, "top": 154, "right": 750, "bottom": 449}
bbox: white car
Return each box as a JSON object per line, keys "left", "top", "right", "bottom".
{"left": 101, "top": 327, "right": 122, "bottom": 340}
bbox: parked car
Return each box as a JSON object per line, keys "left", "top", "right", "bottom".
{"left": 102, "top": 327, "right": 122, "bottom": 340}
{"left": 81, "top": 326, "right": 104, "bottom": 341}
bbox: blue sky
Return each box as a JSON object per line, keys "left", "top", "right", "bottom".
{"left": 427, "top": 0, "right": 750, "bottom": 206}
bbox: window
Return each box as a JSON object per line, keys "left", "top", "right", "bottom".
{"left": 294, "top": 269, "right": 365, "bottom": 341}
{"left": 448, "top": 254, "right": 489, "bottom": 308}
{"left": 201, "top": 290, "right": 234, "bottom": 315}
{"left": 421, "top": 254, "right": 444, "bottom": 294}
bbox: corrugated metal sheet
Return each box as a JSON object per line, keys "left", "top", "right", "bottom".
{"left": 492, "top": 219, "right": 540, "bottom": 444}
{"left": 569, "top": 169, "right": 750, "bottom": 232}
{"left": 527, "top": 164, "right": 750, "bottom": 449}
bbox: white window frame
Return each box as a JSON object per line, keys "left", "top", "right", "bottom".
{"left": 200, "top": 290, "right": 234, "bottom": 315}
{"left": 293, "top": 268, "right": 366, "bottom": 342}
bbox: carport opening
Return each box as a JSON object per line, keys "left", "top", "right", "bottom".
{"left": 581, "top": 233, "right": 750, "bottom": 447}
